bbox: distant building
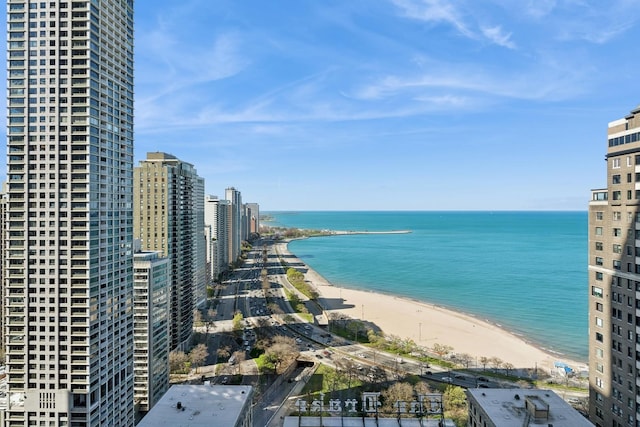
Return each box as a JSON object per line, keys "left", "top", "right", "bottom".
{"left": 134, "top": 152, "right": 206, "bottom": 350}
{"left": 136, "top": 384, "right": 254, "bottom": 427}
{"left": 588, "top": 106, "right": 640, "bottom": 427}
{"left": 225, "top": 187, "right": 243, "bottom": 263}
{"left": 133, "top": 246, "right": 170, "bottom": 413}
{"left": 245, "top": 203, "right": 260, "bottom": 237}
{"left": 283, "top": 418, "right": 454, "bottom": 426}
{"left": 204, "top": 195, "right": 230, "bottom": 280}
{"left": 466, "top": 388, "right": 593, "bottom": 427}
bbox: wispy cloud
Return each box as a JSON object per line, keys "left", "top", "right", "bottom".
{"left": 390, "top": 0, "right": 475, "bottom": 39}
{"left": 389, "top": 0, "right": 517, "bottom": 49}
{"left": 481, "top": 25, "right": 516, "bottom": 49}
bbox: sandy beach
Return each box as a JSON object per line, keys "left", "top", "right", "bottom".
{"left": 277, "top": 241, "right": 587, "bottom": 375}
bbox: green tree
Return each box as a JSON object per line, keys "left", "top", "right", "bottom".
{"left": 232, "top": 311, "right": 244, "bottom": 332}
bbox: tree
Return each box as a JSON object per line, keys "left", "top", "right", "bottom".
{"left": 169, "top": 351, "right": 188, "bottom": 374}
{"left": 217, "top": 345, "right": 231, "bottom": 360}
{"left": 381, "top": 382, "right": 413, "bottom": 414}
{"left": 503, "top": 362, "right": 515, "bottom": 376}
{"left": 232, "top": 311, "right": 244, "bottom": 332}
{"left": 264, "top": 335, "right": 299, "bottom": 374}
{"left": 443, "top": 386, "right": 467, "bottom": 426}
{"left": 231, "top": 351, "right": 246, "bottom": 375}
{"left": 489, "top": 357, "right": 503, "bottom": 372}
{"left": 189, "top": 343, "right": 209, "bottom": 373}
{"left": 207, "top": 308, "right": 217, "bottom": 321}
{"left": 457, "top": 353, "right": 473, "bottom": 368}
{"left": 193, "top": 309, "right": 203, "bottom": 326}
{"left": 479, "top": 356, "right": 489, "bottom": 371}
{"left": 414, "top": 381, "right": 431, "bottom": 396}
{"left": 431, "top": 343, "right": 453, "bottom": 359}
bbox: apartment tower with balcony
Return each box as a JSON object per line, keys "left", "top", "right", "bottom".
{"left": 134, "top": 152, "right": 205, "bottom": 351}
{"left": 4, "top": 0, "right": 135, "bottom": 426}
{"left": 588, "top": 106, "right": 640, "bottom": 427}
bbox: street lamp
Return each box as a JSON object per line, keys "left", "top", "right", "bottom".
{"left": 419, "top": 322, "right": 422, "bottom": 342}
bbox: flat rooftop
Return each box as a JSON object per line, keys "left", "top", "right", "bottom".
{"left": 136, "top": 384, "right": 253, "bottom": 427}
{"left": 466, "top": 388, "right": 593, "bottom": 427}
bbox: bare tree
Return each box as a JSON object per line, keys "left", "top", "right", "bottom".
{"left": 503, "top": 362, "right": 515, "bottom": 376}
{"left": 431, "top": 343, "right": 453, "bottom": 359}
{"left": 457, "top": 353, "right": 473, "bottom": 368}
{"left": 264, "top": 335, "right": 299, "bottom": 374}
{"left": 189, "top": 343, "right": 209, "bottom": 373}
{"left": 169, "top": 351, "right": 188, "bottom": 374}
{"left": 489, "top": 357, "right": 503, "bottom": 372}
{"left": 479, "top": 356, "right": 489, "bottom": 371}
{"left": 207, "top": 308, "right": 217, "bottom": 321}
{"left": 381, "top": 382, "right": 414, "bottom": 414}
{"left": 217, "top": 345, "right": 231, "bottom": 360}
{"left": 193, "top": 309, "right": 203, "bottom": 326}
{"left": 231, "top": 351, "right": 246, "bottom": 375}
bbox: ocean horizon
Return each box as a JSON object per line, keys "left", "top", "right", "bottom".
{"left": 265, "top": 210, "right": 588, "bottom": 363}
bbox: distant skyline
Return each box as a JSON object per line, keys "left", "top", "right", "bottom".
{"left": 5, "top": 0, "right": 640, "bottom": 210}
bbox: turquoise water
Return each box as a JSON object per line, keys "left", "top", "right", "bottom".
{"left": 267, "top": 211, "right": 587, "bottom": 362}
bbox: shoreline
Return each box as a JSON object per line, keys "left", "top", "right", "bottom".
{"left": 277, "top": 240, "right": 587, "bottom": 375}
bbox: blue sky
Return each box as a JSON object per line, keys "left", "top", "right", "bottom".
{"left": 7, "top": 1, "right": 640, "bottom": 211}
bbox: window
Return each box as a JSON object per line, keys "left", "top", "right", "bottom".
{"left": 596, "top": 302, "right": 603, "bottom": 312}
{"left": 595, "top": 317, "right": 603, "bottom": 327}
{"left": 613, "top": 191, "right": 621, "bottom": 200}
{"left": 596, "top": 211, "right": 603, "bottom": 220}
{"left": 613, "top": 158, "right": 621, "bottom": 168}
{"left": 592, "top": 286, "right": 603, "bottom": 297}
{"left": 595, "top": 242, "right": 603, "bottom": 251}
{"left": 595, "top": 332, "right": 603, "bottom": 342}
{"left": 595, "top": 272, "right": 603, "bottom": 281}
{"left": 613, "top": 174, "right": 621, "bottom": 184}
{"left": 595, "top": 257, "right": 603, "bottom": 266}
{"left": 613, "top": 260, "right": 621, "bottom": 270}
{"left": 613, "top": 211, "right": 621, "bottom": 221}
{"left": 613, "top": 228, "right": 622, "bottom": 237}
{"left": 595, "top": 227, "right": 603, "bottom": 236}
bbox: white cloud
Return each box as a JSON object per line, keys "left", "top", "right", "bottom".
{"left": 390, "top": 0, "right": 475, "bottom": 38}
{"left": 481, "top": 25, "right": 516, "bottom": 49}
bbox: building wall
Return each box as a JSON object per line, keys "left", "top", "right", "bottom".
{"left": 4, "top": 1, "right": 136, "bottom": 425}
{"left": 588, "top": 106, "right": 640, "bottom": 427}
{"left": 134, "top": 153, "right": 205, "bottom": 351}
{"left": 133, "top": 251, "right": 170, "bottom": 413}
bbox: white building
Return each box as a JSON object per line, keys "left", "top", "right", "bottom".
{"left": 133, "top": 249, "right": 170, "bottom": 413}
{"left": 466, "top": 388, "right": 593, "bottom": 427}
{"left": 136, "top": 384, "right": 253, "bottom": 427}
{"left": 4, "top": 0, "right": 135, "bottom": 425}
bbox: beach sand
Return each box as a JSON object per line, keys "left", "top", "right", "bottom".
{"left": 277, "top": 241, "right": 586, "bottom": 375}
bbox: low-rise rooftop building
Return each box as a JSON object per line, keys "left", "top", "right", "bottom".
{"left": 136, "top": 384, "right": 253, "bottom": 427}
{"left": 466, "top": 388, "right": 593, "bottom": 427}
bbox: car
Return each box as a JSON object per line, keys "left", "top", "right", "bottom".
{"left": 453, "top": 374, "right": 467, "bottom": 379}
{"left": 221, "top": 377, "right": 228, "bottom": 384}
{"left": 441, "top": 376, "right": 453, "bottom": 383}
{"left": 478, "top": 384, "right": 489, "bottom": 388}
{"left": 477, "top": 376, "right": 489, "bottom": 382}
{"left": 295, "top": 338, "right": 302, "bottom": 343}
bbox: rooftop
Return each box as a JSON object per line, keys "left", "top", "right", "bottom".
{"left": 466, "top": 388, "right": 593, "bottom": 427}
{"left": 136, "top": 384, "right": 253, "bottom": 427}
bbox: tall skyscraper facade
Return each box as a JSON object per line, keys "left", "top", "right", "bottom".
{"left": 588, "top": 106, "right": 640, "bottom": 427}
{"left": 5, "top": 1, "right": 135, "bottom": 426}
{"left": 134, "top": 152, "right": 205, "bottom": 350}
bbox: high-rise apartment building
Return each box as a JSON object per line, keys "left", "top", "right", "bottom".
{"left": 245, "top": 202, "right": 260, "bottom": 237}
{"left": 225, "top": 187, "right": 242, "bottom": 264}
{"left": 204, "top": 195, "right": 231, "bottom": 281}
{"left": 134, "top": 152, "right": 205, "bottom": 350}
{"left": 588, "top": 106, "right": 640, "bottom": 427}
{"left": 133, "top": 247, "right": 170, "bottom": 413}
{"left": 4, "top": 1, "right": 135, "bottom": 426}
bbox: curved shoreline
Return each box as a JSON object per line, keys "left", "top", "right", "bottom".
{"left": 278, "top": 240, "right": 587, "bottom": 374}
